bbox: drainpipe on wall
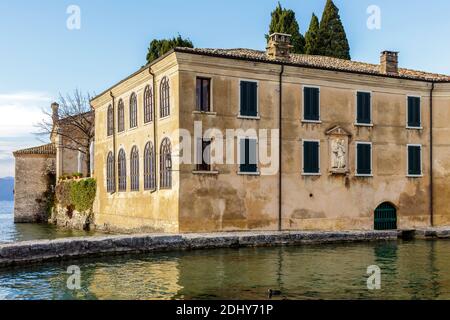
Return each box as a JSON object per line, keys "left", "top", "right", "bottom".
{"left": 278, "top": 64, "right": 285, "bottom": 231}
{"left": 149, "top": 67, "right": 158, "bottom": 191}
{"left": 430, "top": 82, "right": 435, "bottom": 227}
{"left": 110, "top": 91, "right": 117, "bottom": 194}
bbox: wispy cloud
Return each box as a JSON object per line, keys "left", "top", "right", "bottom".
{"left": 0, "top": 92, "right": 52, "bottom": 177}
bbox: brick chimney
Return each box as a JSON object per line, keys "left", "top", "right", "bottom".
{"left": 380, "top": 51, "right": 399, "bottom": 75}
{"left": 266, "top": 33, "right": 293, "bottom": 60}
{"left": 51, "top": 102, "right": 59, "bottom": 124}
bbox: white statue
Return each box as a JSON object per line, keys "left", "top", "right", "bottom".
{"left": 331, "top": 139, "right": 346, "bottom": 169}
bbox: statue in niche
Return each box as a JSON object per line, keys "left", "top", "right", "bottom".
{"left": 331, "top": 139, "right": 346, "bottom": 169}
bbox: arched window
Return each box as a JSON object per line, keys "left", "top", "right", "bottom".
{"left": 106, "top": 152, "right": 115, "bottom": 193}
{"left": 129, "top": 93, "right": 138, "bottom": 128}
{"left": 107, "top": 104, "right": 114, "bottom": 136}
{"left": 160, "top": 138, "right": 172, "bottom": 189}
{"left": 118, "top": 149, "right": 127, "bottom": 192}
{"left": 130, "top": 146, "right": 139, "bottom": 191}
{"left": 144, "top": 142, "right": 155, "bottom": 190}
{"left": 144, "top": 85, "right": 153, "bottom": 124}
{"left": 160, "top": 77, "right": 170, "bottom": 118}
{"left": 118, "top": 99, "right": 125, "bottom": 132}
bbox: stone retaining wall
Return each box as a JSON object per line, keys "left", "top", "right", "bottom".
{"left": 0, "top": 230, "right": 397, "bottom": 268}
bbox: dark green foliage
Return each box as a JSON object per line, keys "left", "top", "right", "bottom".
{"left": 146, "top": 35, "right": 194, "bottom": 64}
{"left": 56, "top": 178, "right": 96, "bottom": 214}
{"left": 266, "top": 2, "right": 305, "bottom": 54}
{"left": 304, "top": 14, "right": 320, "bottom": 55}
{"left": 316, "top": 0, "right": 351, "bottom": 60}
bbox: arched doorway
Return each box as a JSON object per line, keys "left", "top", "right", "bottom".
{"left": 374, "top": 202, "right": 397, "bottom": 230}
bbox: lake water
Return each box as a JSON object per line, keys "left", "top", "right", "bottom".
{"left": 1, "top": 239, "right": 450, "bottom": 300}
{"left": 0, "top": 201, "right": 97, "bottom": 244}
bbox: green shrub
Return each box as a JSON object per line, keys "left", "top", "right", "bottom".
{"left": 70, "top": 178, "right": 96, "bottom": 212}
{"left": 55, "top": 178, "right": 96, "bottom": 214}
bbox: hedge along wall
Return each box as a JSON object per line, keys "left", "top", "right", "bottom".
{"left": 55, "top": 178, "right": 96, "bottom": 214}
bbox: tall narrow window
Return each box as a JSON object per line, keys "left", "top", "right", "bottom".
{"left": 160, "top": 77, "right": 170, "bottom": 118}
{"left": 196, "top": 77, "right": 211, "bottom": 112}
{"left": 107, "top": 104, "right": 114, "bottom": 136}
{"left": 356, "top": 142, "right": 372, "bottom": 176}
{"left": 239, "top": 138, "right": 258, "bottom": 173}
{"left": 160, "top": 138, "right": 172, "bottom": 189}
{"left": 118, "top": 99, "right": 125, "bottom": 132}
{"left": 118, "top": 149, "right": 127, "bottom": 191}
{"left": 144, "top": 85, "right": 153, "bottom": 123}
{"left": 130, "top": 146, "right": 139, "bottom": 191}
{"left": 303, "top": 140, "right": 320, "bottom": 175}
{"left": 240, "top": 81, "right": 258, "bottom": 117}
{"left": 407, "top": 96, "right": 421, "bottom": 128}
{"left": 303, "top": 87, "right": 320, "bottom": 121}
{"left": 356, "top": 91, "right": 371, "bottom": 125}
{"left": 196, "top": 138, "right": 211, "bottom": 171}
{"left": 408, "top": 145, "right": 422, "bottom": 176}
{"left": 130, "top": 93, "right": 138, "bottom": 128}
{"left": 144, "top": 142, "right": 155, "bottom": 190}
{"left": 106, "top": 151, "right": 115, "bottom": 193}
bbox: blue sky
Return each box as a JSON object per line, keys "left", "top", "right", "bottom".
{"left": 1, "top": 0, "right": 450, "bottom": 177}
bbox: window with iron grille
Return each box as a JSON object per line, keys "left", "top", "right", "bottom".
{"left": 144, "top": 142, "right": 155, "bottom": 190}
{"left": 240, "top": 81, "right": 258, "bottom": 117}
{"left": 107, "top": 104, "right": 114, "bottom": 136}
{"left": 356, "top": 143, "right": 372, "bottom": 176}
{"left": 303, "top": 87, "right": 320, "bottom": 121}
{"left": 106, "top": 151, "right": 115, "bottom": 193}
{"left": 118, "top": 99, "right": 125, "bottom": 132}
{"left": 129, "top": 93, "right": 138, "bottom": 129}
{"left": 144, "top": 85, "right": 153, "bottom": 123}
{"left": 160, "top": 138, "right": 172, "bottom": 189}
{"left": 239, "top": 138, "right": 258, "bottom": 173}
{"left": 407, "top": 96, "right": 421, "bottom": 128}
{"left": 196, "top": 77, "right": 211, "bottom": 112}
{"left": 118, "top": 149, "right": 127, "bottom": 192}
{"left": 130, "top": 146, "right": 139, "bottom": 191}
{"left": 303, "top": 140, "right": 320, "bottom": 174}
{"left": 196, "top": 138, "right": 211, "bottom": 171}
{"left": 356, "top": 92, "right": 371, "bottom": 124}
{"left": 408, "top": 145, "right": 422, "bottom": 176}
{"left": 160, "top": 77, "right": 170, "bottom": 118}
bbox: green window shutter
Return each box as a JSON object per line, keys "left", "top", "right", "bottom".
{"left": 357, "top": 92, "right": 371, "bottom": 124}
{"left": 408, "top": 146, "right": 421, "bottom": 175}
{"left": 408, "top": 97, "right": 421, "bottom": 127}
{"left": 304, "top": 87, "right": 320, "bottom": 121}
{"left": 240, "top": 81, "right": 257, "bottom": 117}
{"left": 240, "top": 138, "right": 257, "bottom": 172}
{"left": 357, "top": 144, "right": 371, "bottom": 175}
{"left": 304, "top": 141, "right": 319, "bottom": 173}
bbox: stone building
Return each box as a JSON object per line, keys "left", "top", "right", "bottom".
{"left": 91, "top": 33, "right": 450, "bottom": 233}
{"left": 13, "top": 144, "right": 56, "bottom": 223}
{"left": 13, "top": 103, "right": 93, "bottom": 222}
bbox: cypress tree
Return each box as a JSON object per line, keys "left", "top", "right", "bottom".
{"left": 266, "top": 2, "right": 305, "bottom": 54}
{"left": 304, "top": 13, "right": 320, "bottom": 55}
{"left": 316, "top": 0, "right": 351, "bottom": 60}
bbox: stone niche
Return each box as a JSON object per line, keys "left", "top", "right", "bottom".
{"left": 326, "top": 126, "right": 351, "bottom": 175}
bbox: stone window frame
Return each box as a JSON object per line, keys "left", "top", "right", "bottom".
{"left": 160, "top": 77, "right": 170, "bottom": 119}
{"left": 355, "top": 141, "right": 373, "bottom": 177}
{"left": 107, "top": 104, "right": 114, "bottom": 136}
{"left": 143, "top": 85, "right": 153, "bottom": 124}
{"left": 118, "top": 148, "right": 127, "bottom": 192}
{"left": 130, "top": 146, "right": 140, "bottom": 192}
{"left": 106, "top": 151, "right": 115, "bottom": 193}
{"left": 129, "top": 92, "right": 138, "bottom": 129}
{"left": 144, "top": 141, "right": 156, "bottom": 190}
{"left": 160, "top": 137, "right": 172, "bottom": 189}
{"left": 407, "top": 144, "right": 423, "bottom": 178}
{"left": 302, "top": 139, "right": 321, "bottom": 176}
{"left": 117, "top": 99, "right": 125, "bottom": 133}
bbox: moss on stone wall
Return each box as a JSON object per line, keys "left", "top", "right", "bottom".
{"left": 56, "top": 178, "right": 96, "bottom": 214}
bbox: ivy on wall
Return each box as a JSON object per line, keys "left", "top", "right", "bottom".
{"left": 55, "top": 178, "right": 96, "bottom": 214}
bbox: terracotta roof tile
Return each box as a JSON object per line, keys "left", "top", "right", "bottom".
{"left": 175, "top": 47, "right": 450, "bottom": 82}
{"left": 13, "top": 143, "right": 56, "bottom": 156}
